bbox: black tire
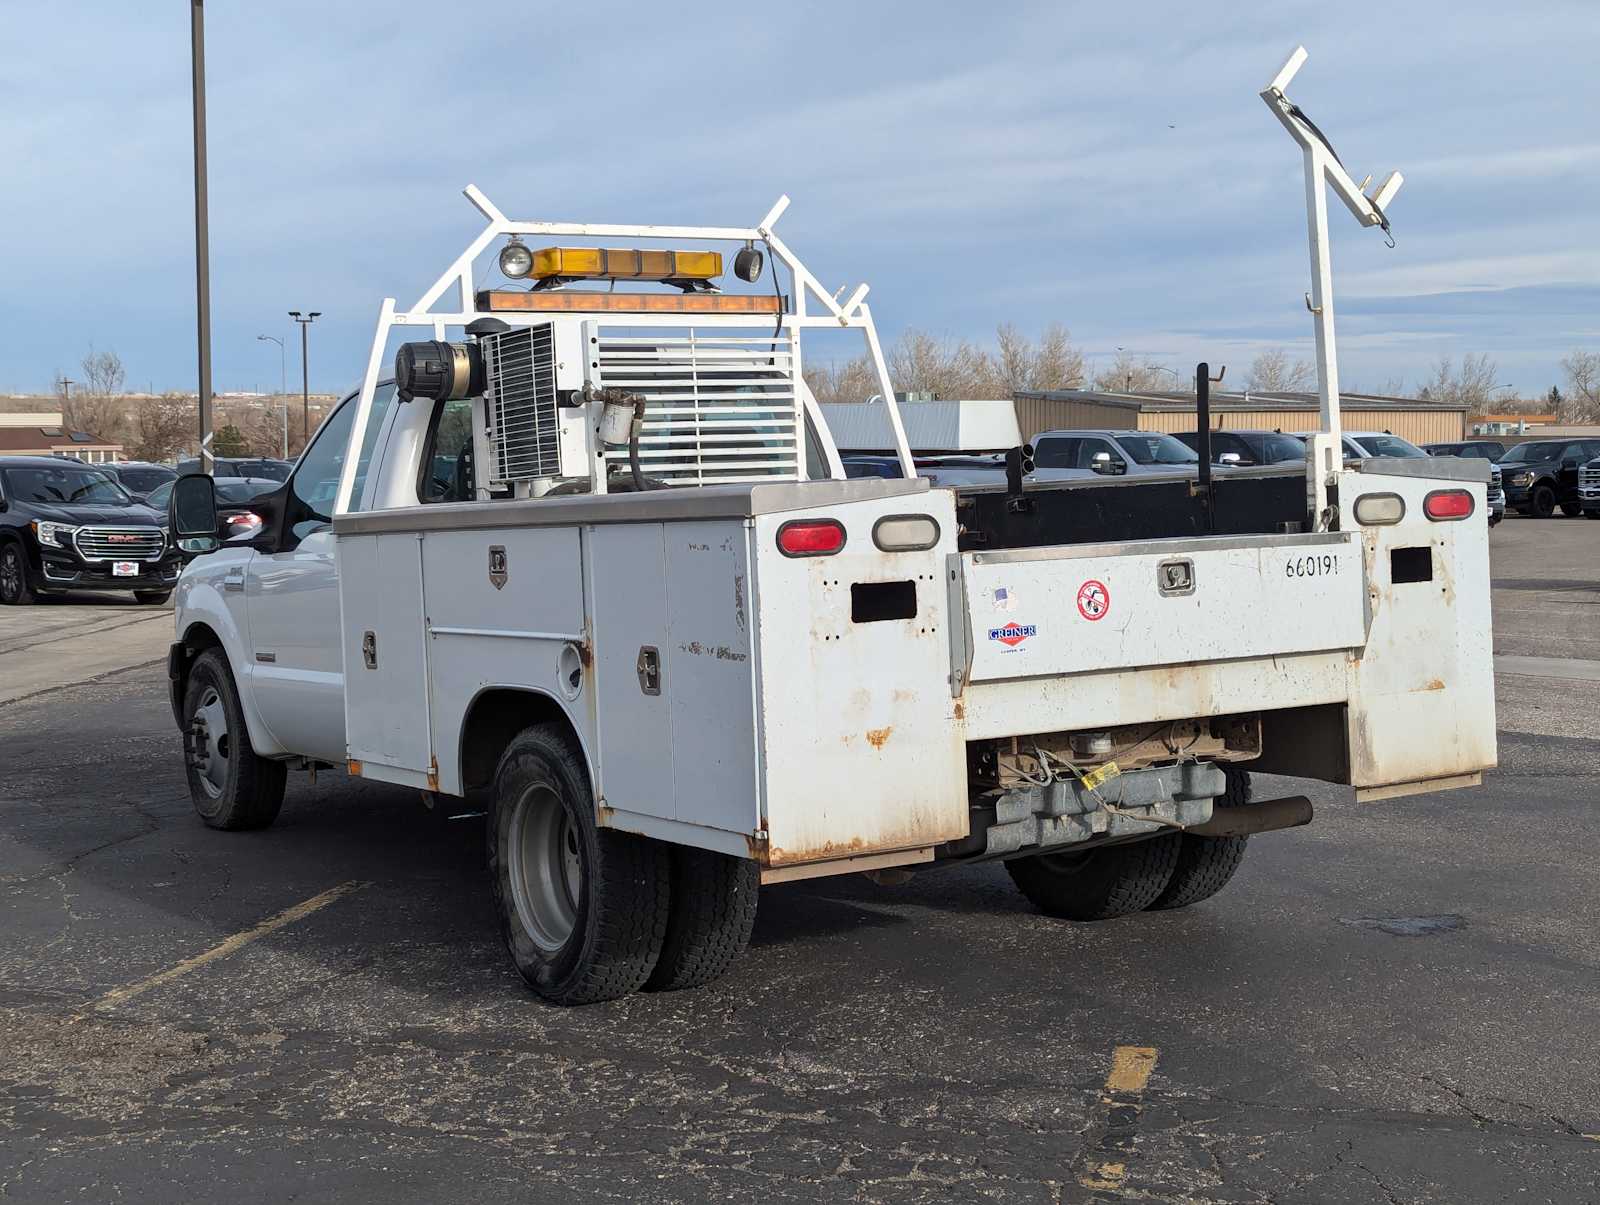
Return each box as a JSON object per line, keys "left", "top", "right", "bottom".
{"left": 488, "top": 725, "right": 668, "bottom": 1005}
{"left": 1560, "top": 501, "right": 1582, "bottom": 518}
{"left": 1530, "top": 483, "right": 1557, "bottom": 518}
{"left": 0, "top": 541, "right": 36, "bottom": 605}
{"left": 134, "top": 590, "right": 172, "bottom": 605}
{"left": 182, "top": 648, "right": 286, "bottom": 830}
{"left": 1587, "top": 510, "right": 1600, "bottom": 520}
{"left": 1005, "top": 833, "right": 1182, "bottom": 921}
{"left": 1148, "top": 768, "right": 1252, "bottom": 910}
{"left": 646, "top": 846, "right": 760, "bottom": 992}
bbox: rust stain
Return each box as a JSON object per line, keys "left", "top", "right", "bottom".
{"left": 953, "top": 701, "right": 965, "bottom": 721}
{"left": 426, "top": 757, "right": 440, "bottom": 792}
{"left": 578, "top": 640, "right": 593, "bottom": 669}
{"left": 1420, "top": 678, "right": 1446, "bottom": 691}
{"left": 866, "top": 726, "right": 893, "bottom": 750}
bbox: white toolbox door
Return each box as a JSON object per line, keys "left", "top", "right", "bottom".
{"left": 962, "top": 531, "right": 1367, "bottom": 682}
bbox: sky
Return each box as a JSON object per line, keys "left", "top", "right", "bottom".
{"left": 2, "top": 0, "right": 1598, "bottom": 399}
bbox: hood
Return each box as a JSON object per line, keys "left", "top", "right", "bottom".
{"left": 21, "top": 501, "right": 165, "bottom": 526}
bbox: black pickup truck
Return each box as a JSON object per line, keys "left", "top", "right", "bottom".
{"left": 0, "top": 456, "right": 181, "bottom": 605}
{"left": 1497, "top": 438, "right": 1600, "bottom": 517}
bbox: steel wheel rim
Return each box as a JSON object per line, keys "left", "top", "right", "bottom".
{"left": 508, "top": 784, "right": 581, "bottom": 953}
{"left": 0, "top": 548, "right": 19, "bottom": 600}
{"left": 193, "top": 686, "right": 230, "bottom": 799}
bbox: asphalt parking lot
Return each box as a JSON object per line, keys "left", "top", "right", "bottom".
{"left": 2, "top": 515, "right": 1597, "bottom": 1203}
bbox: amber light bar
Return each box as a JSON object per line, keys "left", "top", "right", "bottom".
{"left": 477, "top": 290, "right": 784, "bottom": 314}
{"left": 530, "top": 246, "right": 723, "bottom": 281}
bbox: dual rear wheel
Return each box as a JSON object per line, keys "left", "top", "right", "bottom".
{"left": 488, "top": 725, "right": 759, "bottom": 1006}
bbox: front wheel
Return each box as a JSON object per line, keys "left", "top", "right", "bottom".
{"left": 489, "top": 725, "right": 668, "bottom": 1005}
{"left": 1560, "top": 501, "right": 1582, "bottom": 518}
{"left": 1005, "top": 834, "right": 1181, "bottom": 920}
{"left": 1587, "top": 510, "right": 1600, "bottom": 520}
{"left": 0, "top": 542, "right": 36, "bottom": 605}
{"left": 1529, "top": 483, "right": 1557, "bottom": 518}
{"left": 183, "top": 649, "right": 286, "bottom": 830}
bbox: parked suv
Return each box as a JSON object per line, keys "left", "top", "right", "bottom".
{"left": 101, "top": 460, "right": 177, "bottom": 501}
{"left": 1496, "top": 439, "right": 1600, "bottom": 517}
{"left": 1173, "top": 429, "right": 1308, "bottom": 466}
{"left": 176, "top": 456, "right": 293, "bottom": 482}
{"left": 1030, "top": 429, "right": 1200, "bottom": 478}
{"left": 0, "top": 456, "right": 180, "bottom": 605}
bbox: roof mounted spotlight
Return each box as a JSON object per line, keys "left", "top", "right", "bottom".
{"left": 733, "top": 240, "right": 764, "bottom": 283}
{"left": 498, "top": 235, "right": 533, "bottom": 279}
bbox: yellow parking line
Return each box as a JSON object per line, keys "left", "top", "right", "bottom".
{"left": 1105, "top": 1045, "right": 1158, "bottom": 1095}
{"left": 90, "top": 881, "right": 364, "bottom": 1010}
{"left": 1079, "top": 1045, "right": 1159, "bottom": 1193}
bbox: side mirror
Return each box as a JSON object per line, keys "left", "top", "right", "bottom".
{"left": 170, "top": 474, "right": 221, "bottom": 555}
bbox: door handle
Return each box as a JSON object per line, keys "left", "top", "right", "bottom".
{"left": 223, "top": 571, "right": 244, "bottom": 593}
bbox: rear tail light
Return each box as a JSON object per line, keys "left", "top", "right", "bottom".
{"left": 1423, "top": 489, "right": 1474, "bottom": 521}
{"left": 776, "top": 518, "right": 846, "bottom": 557}
{"left": 1353, "top": 493, "right": 1405, "bottom": 525}
{"left": 872, "top": 514, "right": 940, "bottom": 551}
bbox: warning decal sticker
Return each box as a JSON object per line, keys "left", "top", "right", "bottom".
{"left": 1076, "top": 579, "right": 1110, "bottom": 621}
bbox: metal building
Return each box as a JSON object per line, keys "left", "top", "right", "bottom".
{"left": 1012, "top": 390, "right": 1467, "bottom": 446}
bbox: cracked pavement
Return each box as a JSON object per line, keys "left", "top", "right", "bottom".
{"left": 0, "top": 517, "right": 1597, "bottom": 1202}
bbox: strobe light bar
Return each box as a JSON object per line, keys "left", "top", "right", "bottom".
{"left": 528, "top": 246, "right": 723, "bottom": 284}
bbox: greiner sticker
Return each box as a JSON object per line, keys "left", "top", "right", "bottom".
{"left": 988, "top": 621, "right": 1036, "bottom": 648}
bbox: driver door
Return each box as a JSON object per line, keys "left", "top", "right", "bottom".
{"left": 246, "top": 386, "right": 393, "bottom": 762}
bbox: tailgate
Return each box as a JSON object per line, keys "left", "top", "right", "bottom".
{"left": 959, "top": 531, "right": 1367, "bottom": 682}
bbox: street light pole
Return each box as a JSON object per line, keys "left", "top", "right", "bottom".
{"left": 289, "top": 310, "right": 320, "bottom": 449}
{"left": 257, "top": 334, "right": 287, "bottom": 456}
{"left": 190, "top": 0, "right": 214, "bottom": 471}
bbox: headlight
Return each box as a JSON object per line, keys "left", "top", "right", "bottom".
{"left": 32, "top": 520, "right": 78, "bottom": 548}
{"left": 1508, "top": 472, "right": 1533, "bottom": 487}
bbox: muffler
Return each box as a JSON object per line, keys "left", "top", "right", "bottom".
{"left": 1185, "top": 795, "right": 1313, "bottom": 837}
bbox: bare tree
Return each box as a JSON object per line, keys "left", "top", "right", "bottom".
{"left": 1245, "top": 348, "right": 1314, "bottom": 392}
{"left": 62, "top": 346, "right": 132, "bottom": 444}
{"left": 1091, "top": 351, "right": 1173, "bottom": 394}
{"left": 804, "top": 323, "right": 1084, "bottom": 403}
{"left": 126, "top": 394, "right": 196, "bottom": 462}
{"left": 1559, "top": 350, "right": 1600, "bottom": 423}
{"left": 1417, "top": 353, "right": 1499, "bottom": 413}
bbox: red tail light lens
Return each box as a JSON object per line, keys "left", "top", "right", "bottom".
{"left": 777, "top": 518, "right": 846, "bottom": 557}
{"left": 1423, "top": 489, "right": 1474, "bottom": 521}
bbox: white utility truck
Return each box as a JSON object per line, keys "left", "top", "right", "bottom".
{"left": 166, "top": 48, "right": 1496, "bottom": 1004}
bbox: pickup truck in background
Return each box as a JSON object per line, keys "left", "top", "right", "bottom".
{"left": 1029, "top": 429, "right": 1203, "bottom": 478}
{"left": 1496, "top": 438, "right": 1600, "bottom": 518}
{"left": 162, "top": 182, "right": 1498, "bottom": 1006}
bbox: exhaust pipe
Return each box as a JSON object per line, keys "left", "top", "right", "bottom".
{"left": 1186, "top": 795, "right": 1313, "bottom": 837}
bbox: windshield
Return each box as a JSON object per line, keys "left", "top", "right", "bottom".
{"left": 1500, "top": 442, "right": 1562, "bottom": 464}
{"left": 1352, "top": 434, "right": 1427, "bottom": 458}
{"left": 1118, "top": 433, "right": 1199, "bottom": 465}
{"left": 1, "top": 465, "right": 132, "bottom": 505}
{"left": 114, "top": 466, "right": 174, "bottom": 493}
{"left": 217, "top": 478, "right": 280, "bottom": 503}
{"left": 1259, "top": 433, "right": 1309, "bottom": 462}
{"left": 145, "top": 481, "right": 173, "bottom": 510}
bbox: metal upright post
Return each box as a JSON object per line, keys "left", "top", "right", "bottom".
{"left": 190, "top": 0, "right": 214, "bottom": 471}
{"left": 1262, "top": 44, "right": 1404, "bottom": 531}
{"left": 290, "top": 311, "right": 320, "bottom": 448}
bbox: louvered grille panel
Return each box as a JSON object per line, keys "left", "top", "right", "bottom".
{"left": 483, "top": 324, "right": 560, "bottom": 483}
{"left": 75, "top": 527, "right": 165, "bottom": 562}
{"left": 595, "top": 329, "right": 801, "bottom": 486}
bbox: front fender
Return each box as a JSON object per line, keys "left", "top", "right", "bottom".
{"left": 173, "top": 553, "right": 286, "bottom": 757}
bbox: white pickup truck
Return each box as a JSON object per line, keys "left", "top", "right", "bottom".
{"left": 166, "top": 165, "right": 1495, "bottom": 1005}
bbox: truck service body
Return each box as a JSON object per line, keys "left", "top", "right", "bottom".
{"left": 166, "top": 48, "right": 1496, "bottom": 1003}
